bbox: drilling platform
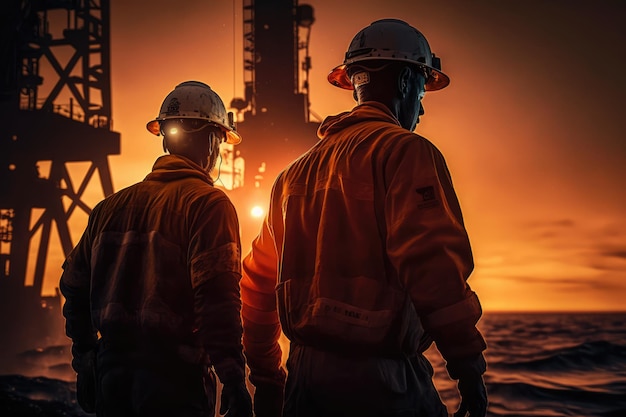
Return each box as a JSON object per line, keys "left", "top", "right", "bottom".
{"left": 0, "top": 0, "right": 119, "bottom": 373}
{"left": 220, "top": 0, "right": 320, "bottom": 249}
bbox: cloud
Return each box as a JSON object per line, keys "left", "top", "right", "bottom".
{"left": 513, "top": 218, "right": 626, "bottom": 271}
{"left": 472, "top": 218, "right": 626, "bottom": 311}
{"left": 527, "top": 275, "right": 625, "bottom": 292}
{"left": 598, "top": 249, "right": 626, "bottom": 260}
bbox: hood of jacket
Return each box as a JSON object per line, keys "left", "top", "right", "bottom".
{"left": 317, "top": 101, "right": 402, "bottom": 140}
{"left": 144, "top": 154, "right": 214, "bottom": 186}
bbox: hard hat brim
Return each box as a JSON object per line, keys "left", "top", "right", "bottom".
{"left": 146, "top": 119, "right": 160, "bottom": 135}
{"left": 327, "top": 65, "right": 353, "bottom": 89}
{"left": 146, "top": 118, "right": 242, "bottom": 145}
{"left": 328, "top": 63, "right": 450, "bottom": 91}
{"left": 225, "top": 130, "right": 242, "bottom": 145}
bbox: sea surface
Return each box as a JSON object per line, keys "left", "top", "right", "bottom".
{"left": 1, "top": 312, "right": 625, "bottom": 416}
{"left": 426, "top": 312, "right": 626, "bottom": 417}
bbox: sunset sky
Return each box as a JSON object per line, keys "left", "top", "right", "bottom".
{"left": 32, "top": 0, "right": 626, "bottom": 312}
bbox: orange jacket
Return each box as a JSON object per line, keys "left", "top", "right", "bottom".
{"left": 241, "top": 102, "right": 486, "bottom": 387}
{"left": 60, "top": 154, "right": 246, "bottom": 384}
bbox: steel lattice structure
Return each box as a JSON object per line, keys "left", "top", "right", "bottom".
{"left": 0, "top": 0, "right": 119, "bottom": 364}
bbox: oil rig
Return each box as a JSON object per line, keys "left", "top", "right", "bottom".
{"left": 0, "top": 0, "right": 318, "bottom": 374}
{"left": 220, "top": 0, "right": 319, "bottom": 249}
{"left": 0, "top": 0, "right": 119, "bottom": 374}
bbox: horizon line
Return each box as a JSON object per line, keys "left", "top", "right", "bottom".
{"left": 483, "top": 310, "right": 626, "bottom": 314}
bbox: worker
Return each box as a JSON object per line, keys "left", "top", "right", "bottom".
{"left": 240, "top": 19, "right": 488, "bottom": 417}
{"left": 60, "top": 81, "right": 253, "bottom": 417}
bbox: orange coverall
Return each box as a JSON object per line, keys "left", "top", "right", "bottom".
{"left": 61, "top": 154, "right": 246, "bottom": 415}
{"left": 241, "top": 102, "right": 486, "bottom": 415}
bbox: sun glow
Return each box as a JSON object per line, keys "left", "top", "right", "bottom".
{"left": 250, "top": 205, "right": 265, "bottom": 218}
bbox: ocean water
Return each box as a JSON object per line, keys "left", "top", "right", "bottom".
{"left": 426, "top": 312, "right": 626, "bottom": 417}
{"left": 1, "top": 312, "right": 625, "bottom": 416}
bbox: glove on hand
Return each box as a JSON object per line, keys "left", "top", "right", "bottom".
{"left": 447, "top": 354, "right": 488, "bottom": 417}
{"left": 220, "top": 381, "right": 253, "bottom": 417}
{"left": 253, "top": 382, "right": 285, "bottom": 417}
{"left": 454, "top": 373, "right": 487, "bottom": 417}
{"left": 75, "top": 348, "right": 97, "bottom": 413}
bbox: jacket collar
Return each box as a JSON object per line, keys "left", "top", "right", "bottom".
{"left": 318, "top": 101, "right": 401, "bottom": 140}
{"left": 144, "top": 154, "right": 214, "bottom": 185}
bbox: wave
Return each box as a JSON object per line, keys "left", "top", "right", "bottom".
{"left": 491, "top": 340, "right": 626, "bottom": 373}
{"left": 485, "top": 380, "right": 626, "bottom": 417}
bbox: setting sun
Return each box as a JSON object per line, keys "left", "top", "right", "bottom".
{"left": 250, "top": 205, "right": 265, "bottom": 218}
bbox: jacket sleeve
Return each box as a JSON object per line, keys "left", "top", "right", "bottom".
{"left": 59, "top": 218, "right": 98, "bottom": 372}
{"left": 384, "top": 136, "right": 486, "bottom": 363}
{"left": 188, "top": 198, "right": 246, "bottom": 385}
{"left": 240, "top": 215, "right": 286, "bottom": 389}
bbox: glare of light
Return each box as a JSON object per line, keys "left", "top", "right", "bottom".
{"left": 250, "top": 205, "right": 264, "bottom": 218}
{"left": 169, "top": 127, "right": 178, "bottom": 135}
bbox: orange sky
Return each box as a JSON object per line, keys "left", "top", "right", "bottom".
{"left": 31, "top": 0, "right": 626, "bottom": 312}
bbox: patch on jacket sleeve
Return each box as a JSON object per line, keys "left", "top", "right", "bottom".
{"left": 415, "top": 185, "right": 440, "bottom": 209}
{"left": 190, "top": 242, "right": 241, "bottom": 287}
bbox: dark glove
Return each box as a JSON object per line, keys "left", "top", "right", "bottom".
{"left": 253, "top": 382, "right": 284, "bottom": 417}
{"left": 447, "top": 354, "right": 488, "bottom": 417}
{"left": 454, "top": 373, "right": 487, "bottom": 417}
{"left": 220, "top": 381, "right": 253, "bottom": 417}
{"left": 75, "top": 348, "right": 97, "bottom": 413}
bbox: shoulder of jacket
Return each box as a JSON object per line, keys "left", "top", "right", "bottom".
{"left": 191, "top": 184, "right": 235, "bottom": 209}
{"left": 373, "top": 126, "right": 429, "bottom": 150}
{"left": 397, "top": 129, "right": 441, "bottom": 151}
{"left": 93, "top": 183, "right": 135, "bottom": 211}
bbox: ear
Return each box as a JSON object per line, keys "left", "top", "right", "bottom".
{"left": 398, "top": 66, "right": 412, "bottom": 98}
{"left": 162, "top": 137, "right": 168, "bottom": 153}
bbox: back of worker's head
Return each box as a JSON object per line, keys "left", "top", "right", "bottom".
{"left": 328, "top": 19, "right": 449, "bottom": 91}
{"left": 345, "top": 60, "right": 426, "bottom": 103}
{"left": 328, "top": 19, "right": 448, "bottom": 130}
{"left": 146, "top": 81, "right": 242, "bottom": 173}
{"left": 160, "top": 119, "right": 225, "bottom": 172}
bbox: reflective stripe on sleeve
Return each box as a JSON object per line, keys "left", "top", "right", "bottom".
{"left": 190, "top": 242, "right": 241, "bottom": 288}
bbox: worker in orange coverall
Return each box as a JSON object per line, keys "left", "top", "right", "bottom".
{"left": 60, "top": 81, "right": 252, "bottom": 417}
{"left": 240, "top": 19, "right": 488, "bottom": 417}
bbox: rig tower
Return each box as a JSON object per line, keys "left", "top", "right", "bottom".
{"left": 0, "top": 0, "right": 119, "bottom": 370}
{"left": 225, "top": 0, "right": 319, "bottom": 249}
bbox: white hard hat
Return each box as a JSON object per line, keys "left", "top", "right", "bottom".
{"left": 328, "top": 19, "right": 449, "bottom": 91}
{"left": 147, "top": 81, "right": 241, "bottom": 145}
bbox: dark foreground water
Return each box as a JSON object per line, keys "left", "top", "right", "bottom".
{"left": 1, "top": 312, "right": 625, "bottom": 416}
